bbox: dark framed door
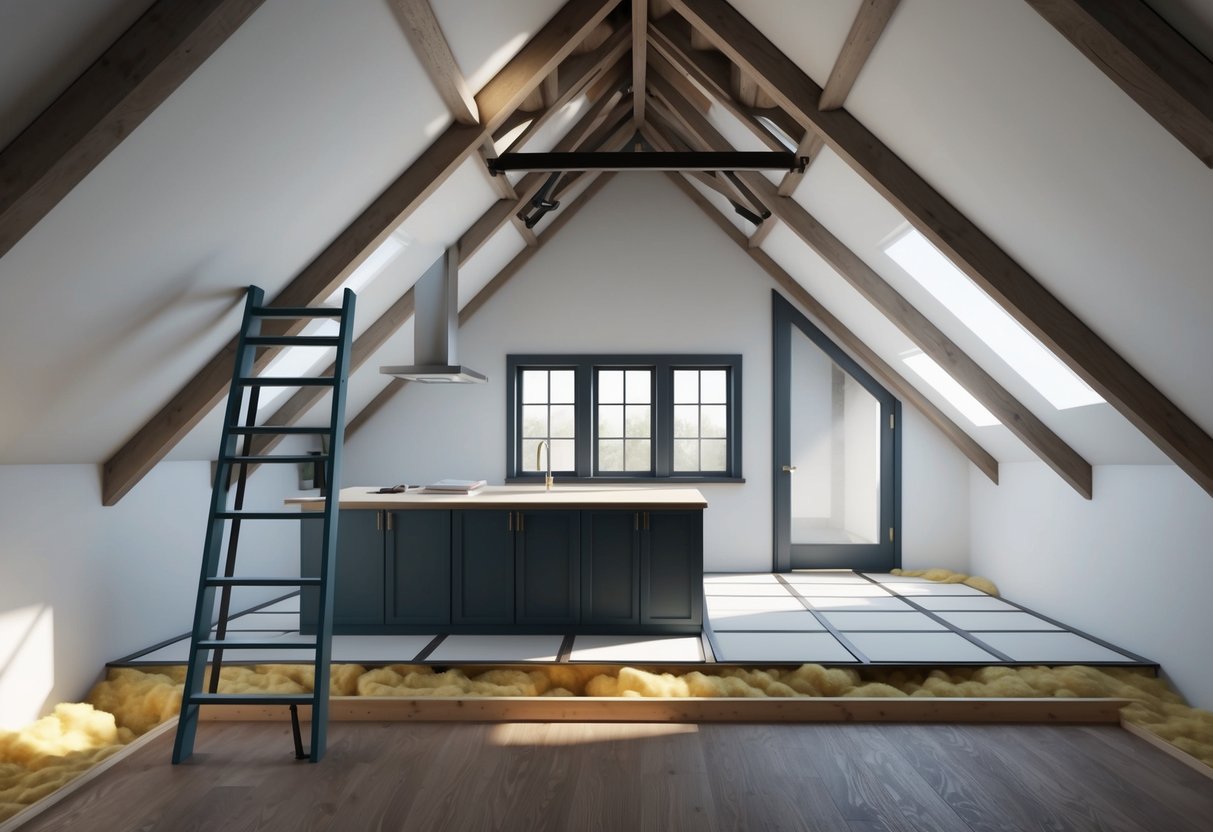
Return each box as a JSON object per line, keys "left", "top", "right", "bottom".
{"left": 772, "top": 291, "right": 900, "bottom": 571}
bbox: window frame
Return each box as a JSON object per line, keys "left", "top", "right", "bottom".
{"left": 506, "top": 354, "right": 743, "bottom": 484}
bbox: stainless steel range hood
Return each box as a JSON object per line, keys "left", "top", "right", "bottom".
{"left": 381, "top": 246, "right": 486, "bottom": 384}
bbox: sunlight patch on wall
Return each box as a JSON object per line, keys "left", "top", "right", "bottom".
{"left": 885, "top": 229, "right": 1103, "bottom": 410}
{"left": 0, "top": 605, "right": 54, "bottom": 730}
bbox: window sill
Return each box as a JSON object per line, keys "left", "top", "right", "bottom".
{"left": 506, "top": 476, "right": 746, "bottom": 485}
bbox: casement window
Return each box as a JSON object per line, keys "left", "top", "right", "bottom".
{"left": 506, "top": 355, "right": 742, "bottom": 482}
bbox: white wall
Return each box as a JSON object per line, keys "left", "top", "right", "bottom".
{"left": 971, "top": 462, "right": 1213, "bottom": 710}
{"left": 0, "top": 462, "right": 299, "bottom": 727}
{"left": 344, "top": 174, "right": 971, "bottom": 572}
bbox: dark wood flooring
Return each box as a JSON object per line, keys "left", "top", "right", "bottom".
{"left": 19, "top": 720, "right": 1213, "bottom": 831}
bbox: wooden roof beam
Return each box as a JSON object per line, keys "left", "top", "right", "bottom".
{"left": 1025, "top": 0, "right": 1213, "bottom": 168}
{"left": 388, "top": 0, "right": 479, "bottom": 125}
{"left": 820, "top": 0, "right": 901, "bottom": 110}
{"left": 670, "top": 0, "right": 1213, "bottom": 498}
{"left": 664, "top": 171, "right": 998, "bottom": 483}
{"left": 102, "top": 0, "right": 618, "bottom": 504}
{"left": 0, "top": 0, "right": 266, "bottom": 262}
{"left": 633, "top": 0, "right": 649, "bottom": 125}
{"left": 658, "top": 77, "right": 1091, "bottom": 497}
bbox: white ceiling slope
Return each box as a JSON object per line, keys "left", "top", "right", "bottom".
{"left": 0, "top": 0, "right": 1210, "bottom": 502}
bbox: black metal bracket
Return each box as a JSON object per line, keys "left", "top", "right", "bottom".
{"left": 519, "top": 172, "right": 562, "bottom": 229}
{"left": 488, "top": 151, "right": 801, "bottom": 175}
{"left": 290, "top": 704, "right": 307, "bottom": 760}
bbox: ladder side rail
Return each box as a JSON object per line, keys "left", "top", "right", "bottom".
{"left": 308, "top": 288, "right": 356, "bottom": 762}
{"left": 173, "top": 285, "right": 265, "bottom": 763}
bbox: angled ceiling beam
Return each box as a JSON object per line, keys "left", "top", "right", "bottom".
{"left": 648, "top": 49, "right": 712, "bottom": 113}
{"left": 820, "top": 0, "right": 901, "bottom": 110}
{"left": 1025, "top": 0, "right": 1213, "bottom": 168}
{"left": 643, "top": 114, "right": 766, "bottom": 218}
{"left": 658, "top": 77, "right": 1092, "bottom": 497}
{"left": 668, "top": 0, "right": 1213, "bottom": 499}
{"left": 347, "top": 172, "right": 618, "bottom": 439}
{"left": 388, "top": 0, "right": 479, "bottom": 125}
{"left": 0, "top": 0, "right": 266, "bottom": 262}
{"left": 663, "top": 170, "right": 998, "bottom": 483}
{"left": 633, "top": 0, "right": 649, "bottom": 125}
{"left": 102, "top": 0, "right": 617, "bottom": 504}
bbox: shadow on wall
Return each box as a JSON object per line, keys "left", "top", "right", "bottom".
{"left": 0, "top": 604, "right": 54, "bottom": 729}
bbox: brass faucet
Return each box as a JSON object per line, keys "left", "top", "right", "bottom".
{"left": 536, "top": 440, "right": 553, "bottom": 491}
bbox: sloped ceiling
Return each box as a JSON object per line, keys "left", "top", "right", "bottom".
{"left": 0, "top": 0, "right": 1210, "bottom": 502}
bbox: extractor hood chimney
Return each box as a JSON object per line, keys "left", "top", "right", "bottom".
{"left": 380, "top": 246, "right": 486, "bottom": 383}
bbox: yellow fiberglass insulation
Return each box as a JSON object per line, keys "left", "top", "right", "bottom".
{"left": 890, "top": 567, "right": 1000, "bottom": 596}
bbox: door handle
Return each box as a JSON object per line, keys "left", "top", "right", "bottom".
{"left": 782, "top": 465, "right": 797, "bottom": 473}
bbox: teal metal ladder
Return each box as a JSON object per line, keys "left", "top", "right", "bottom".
{"left": 172, "top": 285, "right": 355, "bottom": 764}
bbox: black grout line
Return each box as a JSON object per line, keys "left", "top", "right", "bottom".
{"left": 855, "top": 572, "right": 1016, "bottom": 662}
{"left": 413, "top": 634, "right": 446, "bottom": 662}
{"left": 557, "top": 634, "right": 575, "bottom": 662}
{"left": 773, "top": 574, "right": 870, "bottom": 663}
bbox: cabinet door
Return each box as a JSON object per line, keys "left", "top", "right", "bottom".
{"left": 641, "top": 510, "right": 703, "bottom": 628}
{"left": 452, "top": 510, "right": 515, "bottom": 625}
{"left": 386, "top": 510, "right": 451, "bottom": 627}
{"left": 301, "top": 509, "right": 384, "bottom": 633}
{"left": 580, "top": 510, "right": 640, "bottom": 627}
{"left": 515, "top": 510, "right": 580, "bottom": 627}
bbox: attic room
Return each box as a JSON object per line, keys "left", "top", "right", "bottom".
{"left": 2, "top": 0, "right": 1213, "bottom": 827}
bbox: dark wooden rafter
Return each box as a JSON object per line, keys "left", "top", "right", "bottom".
{"left": 102, "top": 0, "right": 619, "bottom": 504}
{"left": 633, "top": 0, "right": 649, "bottom": 125}
{"left": 0, "top": 0, "right": 267, "bottom": 262}
{"left": 647, "top": 49, "right": 712, "bottom": 113}
{"left": 387, "top": 0, "right": 479, "bottom": 125}
{"left": 669, "top": 0, "right": 1213, "bottom": 499}
{"left": 1025, "top": 0, "right": 1213, "bottom": 168}
{"left": 347, "top": 172, "right": 619, "bottom": 439}
{"left": 656, "top": 77, "right": 1093, "bottom": 497}
{"left": 664, "top": 171, "right": 998, "bottom": 483}
{"left": 642, "top": 118, "right": 766, "bottom": 217}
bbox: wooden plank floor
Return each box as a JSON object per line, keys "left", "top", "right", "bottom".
{"left": 17, "top": 721, "right": 1213, "bottom": 831}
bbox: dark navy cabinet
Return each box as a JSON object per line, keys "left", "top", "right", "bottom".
{"left": 386, "top": 510, "right": 451, "bottom": 628}
{"left": 515, "top": 510, "right": 580, "bottom": 627}
{"left": 303, "top": 504, "right": 702, "bottom": 634}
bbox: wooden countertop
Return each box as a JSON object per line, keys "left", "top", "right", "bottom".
{"left": 285, "top": 485, "right": 708, "bottom": 511}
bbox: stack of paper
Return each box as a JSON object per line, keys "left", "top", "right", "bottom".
{"left": 422, "top": 479, "right": 487, "bottom": 494}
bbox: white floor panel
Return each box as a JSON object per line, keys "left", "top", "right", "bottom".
{"left": 703, "top": 582, "right": 795, "bottom": 596}
{"left": 131, "top": 638, "right": 192, "bottom": 664}
{"left": 974, "top": 632, "right": 1134, "bottom": 663}
{"left": 707, "top": 609, "right": 825, "bottom": 631}
{"left": 935, "top": 611, "right": 1062, "bottom": 632}
{"left": 427, "top": 635, "right": 563, "bottom": 663}
{"left": 881, "top": 583, "right": 987, "bottom": 596}
{"left": 713, "top": 631, "right": 857, "bottom": 663}
{"left": 803, "top": 596, "right": 914, "bottom": 612}
{"left": 256, "top": 597, "right": 301, "bottom": 613}
{"left": 786, "top": 584, "right": 892, "bottom": 597}
{"left": 706, "top": 596, "right": 806, "bottom": 612}
{"left": 703, "top": 573, "right": 782, "bottom": 583}
{"left": 845, "top": 632, "right": 999, "bottom": 663}
{"left": 912, "top": 596, "right": 1020, "bottom": 612}
{"left": 863, "top": 574, "right": 934, "bottom": 583}
{"left": 331, "top": 636, "right": 436, "bottom": 662}
{"left": 570, "top": 635, "right": 703, "bottom": 663}
{"left": 783, "top": 572, "right": 868, "bottom": 584}
{"left": 822, "top": 612, "right": 946, "bottom": 631}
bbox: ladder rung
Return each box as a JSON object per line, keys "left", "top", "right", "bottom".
{"left": 228, "top": 426, "right": 332, "bottom": 435}
{"left": 238, "top": 377, "right": 336, "bottom": 387}
{"left": 250, "top": 306, "right": 343, "bottom": 318}
{"left": 196, "top": 639, "right": 318, "bottom": 650}
{"left": 205, "top": 577, "right": 322, "bottom": 587}
{"left": 214, "top": 511, "right": 326, "bottom": 520}
{"left": 188, "top": 693, "right": 317, "bottom": 706}
{"left": 245, "top": 336, "right": 341, "bottom": 347}
{"left": 224, "top": 454, "right": 329, "bottom": 464}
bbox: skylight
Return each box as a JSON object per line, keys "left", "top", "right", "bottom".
{"left": 754, "top": 116, "right": 797, "bottom": 152}
{"left": 902, "top": 351, "right": 1000, "bottom": 428}
{"left": 884, "top": 229, "right": 1103, "bottom": 410}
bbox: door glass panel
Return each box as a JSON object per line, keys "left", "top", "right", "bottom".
{"left": 789, "top": 326, "right": 881, "bottom": 545}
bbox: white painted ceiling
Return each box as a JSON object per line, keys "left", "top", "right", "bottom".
{"left": 0, "top": 0, "right": 1211, "bottom": 490}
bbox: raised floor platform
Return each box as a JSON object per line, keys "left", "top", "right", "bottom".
{"left": 110, "top": 571, "right": 1154, "bottom": 669}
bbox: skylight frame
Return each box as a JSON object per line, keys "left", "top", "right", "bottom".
{"left": 884, "top": 229, "right": 1104, "bottom": 411}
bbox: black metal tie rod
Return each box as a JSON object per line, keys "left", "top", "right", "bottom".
{"left": 488, "top": 151, "right": 804, "bottom": 175}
